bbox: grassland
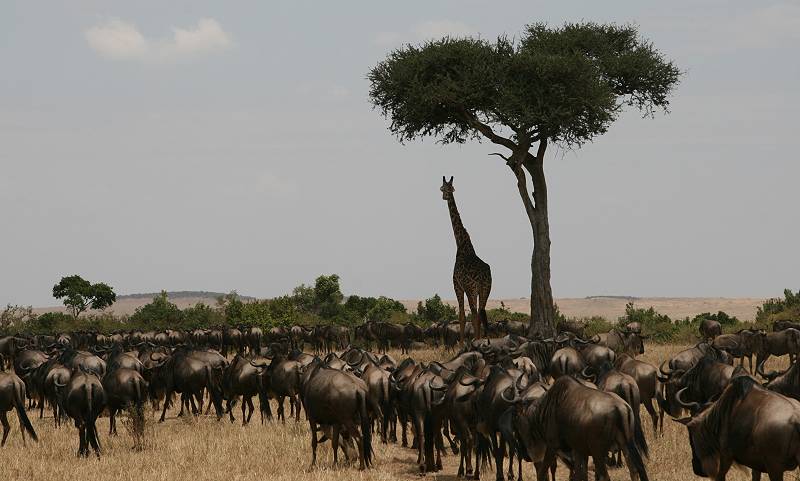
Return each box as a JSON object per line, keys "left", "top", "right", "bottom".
{"left": 0, "top": 344, "right": 787, "bottom": 481}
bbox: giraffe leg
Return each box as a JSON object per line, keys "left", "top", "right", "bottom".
{"left": 478, "top": 283, "right": 491, "bottom": 339}
{"left": 455, "top": 282, "right": 467, "bottom": 345}
{"left": 467, "top": 292, "right": 480, "bottom": 340}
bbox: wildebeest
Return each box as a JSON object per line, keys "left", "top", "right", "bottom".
{"left": 713, "top": 329, "right": 766, "bottom": 373}
{"left": 597, "top": 328, "right": 647, "bottom": 357}
{"left": 223, "top": 354, "right": 270, "bottom": 424}
{"left": 698, "top": 318, "right": 722, "bottom": 341}
{"left": 0, "top": 370, "right": 38, "bottom": 446}
{"left": 675, "top": 375, "right": 800, "bottom": 481}
{"left": 671, "top": 354, "right": 740, "bottom": 415}
{"left": 526, "top": 376, "right": 650, "bottom": 481}
{"left": 251, "top": 349, "right": 303, "bottom": 423}
{"left": 102, "top": 366, "right": 148, "bottom": 436}
{"left": 549, "top": 346, "right": 585, "bottom": 379}
{"left": 149, "top": 348, "right": 224, "bottom": 422}
{"left": 59, "top": 370, "right": 107, "bottom": 457}
{"left": 760, "top": 357, "right": 800, "bottom": 401}
{"left": 756, "top": 328, "right": 800, "bottom": 368}
{"left": 301, "top": 358, "right": 376, "bottom": 470}
{"left": 615, "top": 354, "right": 664, "bottom": 435}
{"left": 773, "top": 320, "right": 800, "bottom": 332}
{"left": 584, "top": 361, "right": 649, "bottom": 465}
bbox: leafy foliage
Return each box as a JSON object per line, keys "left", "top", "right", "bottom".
{"left": 368, "top": 22, "right": 680, "bottom": 149}
{"left": 412, "top": 294, "right": 456, "bottom": 325}
{"left": 52, "top": 275, "right": 117, "bottom": 318}
{"left": 757, "top": 289, "right": 800, "bottom": 324}
{"left": 129, "top": 291, "right": 183, "bottom": 329}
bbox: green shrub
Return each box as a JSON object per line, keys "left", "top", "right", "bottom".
{"left": 412, "top": 294, "right": 456, "bottom": 326}
{"left": 757, "top": 289, "right": 800, "bottom": 325}
{"left": 582, "top": 316, "right": 615, "bottom": 337}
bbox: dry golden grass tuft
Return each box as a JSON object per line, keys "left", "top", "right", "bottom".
{"left": 0, "top": 345, "right": 788, "bottom": 481}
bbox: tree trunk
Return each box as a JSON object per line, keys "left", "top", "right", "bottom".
{"left": 523, "top": 141, "right": 555, "bottom": 337}
{"left": 529, "top": 208, "right": 555, "bottom": 337}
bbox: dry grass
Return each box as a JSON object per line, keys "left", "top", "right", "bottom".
{"left": 0, "top": 345, "right": 789, "bottom": 481}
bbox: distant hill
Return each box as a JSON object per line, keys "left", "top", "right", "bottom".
{"left": 117, "top": 291, "right": 256, "bottom": 301}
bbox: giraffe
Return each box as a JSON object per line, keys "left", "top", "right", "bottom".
{"left": 440, "top": 176, "right": 492, "bottom": 343}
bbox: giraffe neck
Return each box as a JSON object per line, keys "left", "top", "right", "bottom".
{"left": 446, "top": 196, "right": 475, "bottom": 255}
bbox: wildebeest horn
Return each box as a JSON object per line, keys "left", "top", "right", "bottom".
{"left": 458, "top": 375, "right": 483, "bottom": 387}
{"left": 676, "top": 387, "right": 701, "bottom": 412}
{"left": 250, "top": 359, "right": 269, "bottom": 368}
{"left": 500, "top": 385, "right": 518, "bottom": 404}
{"left": 756, "top": 359, "right": 782, "bottom": 381}
{"left": 581, "top": 366, "right": 595, "bottom": 380}
{"left": 346, "top": 351, "right": 365, "bottom": 367}
{"left": 658, "top": 360, "right": 673, "bottom": 381}
{"left": 515, "top": 373, "right": 527, "bottom": 392}
{"left": 428, "top": 379, "right": 448, "bottom": 391}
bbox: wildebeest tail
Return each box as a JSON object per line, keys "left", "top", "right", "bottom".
{"left": 203, "top": 365, "right": 223, "bottom": 417}
{"left": 357, "top": 390, "right": 373, "bottom": 467}
{"left": 13, "top": 381, "right": 38, "bottom": 442}
{"left": 616, "top": 404, "right": 648, "bottom": 481}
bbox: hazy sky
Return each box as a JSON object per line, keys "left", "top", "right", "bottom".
{"left": 2, "top": 1, "right": 798, "bottom": 307}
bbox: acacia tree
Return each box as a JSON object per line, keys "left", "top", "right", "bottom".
{"left": 368, "top": 23, "right": 680, "bottom": 335}
{"left": 52, "top": 274, "right": 116, "bottom": 318}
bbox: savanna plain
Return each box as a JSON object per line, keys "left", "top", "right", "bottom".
{"left": 0, "top": 343, "right": 784, "bottom": 481}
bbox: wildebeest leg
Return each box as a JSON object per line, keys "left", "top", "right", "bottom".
{"left": 109, "top": 407, "right": 116, "bottom": 435}
{"left": 294, "top": 395, "right": 301, "bottom": 422}
{"left": 414, "top": 414, "right": 425, "bottom": 471}
{"left": 331, "top": 425, "right": 340, "bottom": 465}
{"left": 87, "top": 420, "right": 101, "bottom": 458}
{"left": 245, "top": 396, "right": 255, "bottom": 424}
{"left": 228, "top": 399, "right": 236, "bottom": 423}
{"left": 159, "top": 392, "right": 170, "bottom": 423}
{"left": 643, "top": 398, "right": 658, "bottom": 436}
{"left": 277, "top": 396, "right": 285, "bottom": 423}
{"left": 751, "top": 470, "right": 762, "bottom": 481}
{"left": 308, "top": 419, "right": 319, "bottom": 468}
{"left": 39, "top": 396, "right": 45, "bottom": 419}
{"left": 189, "top": 392, "right": 199, "bottom": 416}
{"left": 0, "top": 412, "right": 10, "bottom": 447}
{"left": 490, "top": 433, "right": 504, "bottom": 481}
{"left": 766, "top": 471, "right": 783, "bottom": 481}
{"left": 77, "top": 423, "right": 87, "bottom": 457}
{"left": 593, "top": 452, "right": 611, "bottom": 481}
{"left": 400, "top": 410, "right": 408, "bottom": 447}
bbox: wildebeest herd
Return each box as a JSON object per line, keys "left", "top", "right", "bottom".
{"left": 3, "top": 319, "right": 800, "bottom": 480}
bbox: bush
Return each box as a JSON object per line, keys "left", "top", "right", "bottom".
{"left": 582, "top": 316, "right": 615, "bottom": 338}
{"left": 620, "top": 302, "right": 675, "bottom": 343}
{"left": 412, "top": 294, "right": 456, "bottom": 326}
{"left": 129, "top": 291, "right": 183, "bottom": 330}
{"left": 486, "top": 301, "right": 529, "bottom": 324}
{"left": 757, "top": 289, "right": 800, "bottom": 325}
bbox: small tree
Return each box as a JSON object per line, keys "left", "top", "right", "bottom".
{"left": 129, "top": 291, "right": 182, "bottom": 329}
{"left": 369, "top": 22, "right": 680, "bottom": 336}
{"left": 415, "top": 294, "right": 457, "bottom": 325}
{"left": 52, "top": 275, "right": 116, "bottom": 318}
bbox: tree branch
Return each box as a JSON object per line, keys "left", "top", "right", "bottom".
{"left": 459, "top": 109, "right": 518, "bottom": 151}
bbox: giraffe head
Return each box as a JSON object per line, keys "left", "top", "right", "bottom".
{"left": 440, "top": 176, "right": 454, "bottom": 200}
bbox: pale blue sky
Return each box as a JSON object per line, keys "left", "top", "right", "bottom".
{"left": 1, "top": 1, "right": 798, "bottom": 306}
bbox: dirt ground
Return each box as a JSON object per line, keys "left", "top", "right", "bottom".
{"left": 0, "top": 344, "right": 785, "bottom": 481}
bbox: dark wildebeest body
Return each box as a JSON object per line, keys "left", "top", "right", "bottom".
{"left": 699, "top": 319, "right": 722, "bottom": 342}
{"left": 529, "top": 376, "right": 649, "bottom": 481}
{"left": 301, "top": 361, "right": 376, "bottom": 470}
{"left": 549, "top": 347, "right": 585, "bottom": 380}
{"left": 60, "top": 371, "right": 106, "bottom": 457}
{"left": 615, "top": 354, "right": 664, "bottom": 434}
{"left": 223, "top": 354, "right": 270, "bottom": 425}
{"left": 677, "top": 375, "right": 800, "bottom": 481}
{"left": 0, "top": 371, "right": 37, "bottom": 446}
{"left": 102, "top": 367, "right": 147, "bottom": 436}
{"left": 597, "top": 329, "right": 647, "bottom": 357}
{"left": 252, "top": 354, "right": 302, "bottom": 423}
{"left": 436, "top": 365, "right": 484, "bottom": 478}
{"left": 761, "top": 358, "right": 800, "bottom": 401}
{"left": 757, "top": 328, "right": 800, "bottom": 368}
{"left": 150, "top": 350, "right": 224, "bottom": 423}
{"left": 672, "top": 355, "right": 739, "bottom": 415}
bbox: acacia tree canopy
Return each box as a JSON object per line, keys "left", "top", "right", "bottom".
{"left": 368, "top": 22, "right": 680, "bottom": 148}
{"left": 52, "top": 275, "right": 117, "bottom": 318}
